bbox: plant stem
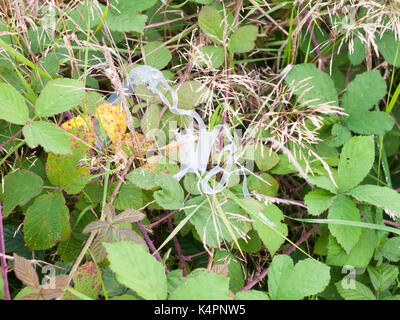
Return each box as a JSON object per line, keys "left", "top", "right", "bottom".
{"left": 0, "top": 203, "right": 10, "bottom": 300}
{"left": 167, "top": 217, "right": 187, "bottom": 277}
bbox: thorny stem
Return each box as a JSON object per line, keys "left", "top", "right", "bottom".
{"left": 167, "top": 217, "right": 187, "bottom": 277}
{"left": 136, "top": 221, "right": 169, "bottom": 274}
{"left": 0, "top": 203, "right": 10, "bottom": 300}
{"left": 148, "top": 210, "right": 178, "bottom": 229}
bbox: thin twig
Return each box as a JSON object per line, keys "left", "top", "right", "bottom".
{"left": 0, "top": 203, "right": 11, "bottom": 300}
{"left": 167, "top": 217, "right": 187, "bottom": 277}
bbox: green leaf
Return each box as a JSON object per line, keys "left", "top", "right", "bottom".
{"left": 140, "top": 104, "right": 160, "bottom": 136}
{"left": 253, "top": 145, "right": 280, "bottom": 171}
{"left": 247, "top": 173, "right": 279, "bottom": 197}
{"left": 1, "top": 169, "right": 43, "bottom": 217}
{"left": 196, "top": 46, "right": 225, "bottom": 68}
{"left": 304, "top": 188, "right": 336, "bottom": 216}
{"left": 0, "top": 271, "right": 4, "bottom": 299}
{"left": 376, "top": 31, "right": 400, "bottom": 67}
{"left": 328, "top": 195, "right": 362, "bottom": 254}
{"left": 24, "top": 192, "right": 71, "bottom": 250}
{"left": 104, "top": 241, "right": 167, "bottom": 300}
{"left": 341, "top": 70, "right": 387, "bottom": 115}
{"left": 153, "top": 173, "right": 184, "bottom": 210}
{"left": 229, "top": 25, "right": 258, "bottom": 53}
{"left": 336, "top": 135, "right": 374, "bottom": 193}
{"left": 0, "top": 83, "right": 30, "bottom": 125}
{"left": 198, "top": 6, "right": 224, "bottom": 43}
{"left": 169, "top": 269, "right": 229, "bottom": 300}
{"left": 184, "top": 196, "right": 251, "bottom": 248}
{"left": 327, "top": 229, "right": 377, "bottom": 268}
{"left": 35, "top": 79, "right": 85, "bottom": 117}
{"left": 172, "top": 81, "right": 211, "bottom": 110}
{"left": 113, "top": 182, "right": 144, "bottom": 210}
{"left": 284, "top": 63, "right": 338, "bottom": 107}
{"left": 335, "top": 280, "right": 376, "bottom": 300}
{"left": 367, "top": 264, "right": 399, "bottom": 292}
{"left": 111, "top": 0, "right": 158, "bottom": 12}
{"left": 382, "top": 237, "right": 400, "bottom": 262}
{"left": 348, "top": 37, "right": 366, "bottom": 65}
{"left": 326, "top": 123, "right": 351, "bottom": 147}
{"left": 23, "top": 121, "right": 72, "bottom": 155}
{"left": 143, "top": 41, "right": 172, "bottom": 70}
{"left": 126, "top": 167, "right": 159, "bottom": 190}
{"left": 346, "top": 111, "right": 394, "bottom": 136}
{"left": 106, "top": 12, "right": 147, "bottom": 33}
{"left": 235, "top": 290, "right": 269, "bottom": 300}
{"left": 69, "top": 262, "right": 102, "bottom": 299}
{"left": 268, "top": 255, "right": 331, "bottom": 300}
{"left": 348, "top": 185, "right": 400, "bottom": 218}
{"left": 307, "top": 174, "right": 337, "bottom": 194}
{"left": 213, "top": 250, "right": 244, "bottom": 292}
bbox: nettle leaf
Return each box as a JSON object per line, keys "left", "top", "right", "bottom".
{"left": 376, "top": 31, "right": 400, "bottom": 67}
{"left": 327, "top": 229, "right": 377, "bottom": 268}
{"left": 268, "top": 255, "right": 330, "bottom": 300}
{"left": 335, "top": 280, "right": 375, "bottom": 300}
{"left": 229, "top": 25, "right": 258, "bottom": 53}
{"left": 212, "top": 250, "right": 244, "bottom": 292}
{"left": 140, "top": 104, "right": 161, "bottom": 136}
{"left": 348, "top": 185, "right": 400, "bottom": 218}
{"left": 23, "top": 192, "right": 71, "bottom": 250}
{"left": 336, "top": 135, "right": 374, "bottom": 193}
{"left": 1, "top": 169, "right": 43, "bottom": 217}
{"left": 198, "top": 6, "right": 224, "bottom": 43}
{"left": 196, "top": 46, "right": 225, "bottom": 68}
{"left": 13, "top": 253, "right": 40, "bottom": 289}
{"left": 143, "top": 41, "right": 172, "bottom": 70}
{"left": 153, "top": 173, "right": 184, "bottom": 210}
{"left": 247, "top": 173, "right": 279, "bottom": 197}
{"left": 184, "top": 196, "right": 251, "bottom": 248}
{"left": 35, "top": 78, "right": 85, "bottom": 117}
{"left": 0, "top": 83, "right": 30, "bottom": 125}
{"left": 367, "top": 264, "right": 399, "bottom": 292}
{"left": 23, "top": 121, "right": 72, "bottom": 155}
{"left": 341, "top": 70, "right": 386, "bottom": 116}
{"left": 104, "top": 241, "right": 168, "bottom": 300}
{"left": 382, "top": 237, "right": 400, "bottom": 262}
{"left": 327, "top": 195, "right": 362, "bottom": 254}
{"left": 169, "top": 269, "right": 229, "bottom": 300}
{"left": 235, "top": 290, "right": 270, "bottom": 300}
{"left": 304, "top": 188, "right": 336, "bottom": 216}
{"left": 284, "top": 63, "right": 338, "bottom": 107}
{"left": 346, "top": 111, "right": 394, "bottom": 136}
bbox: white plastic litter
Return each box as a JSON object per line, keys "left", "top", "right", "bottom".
{"left": 108, "top": 65, "right": 249, "bottom": 196}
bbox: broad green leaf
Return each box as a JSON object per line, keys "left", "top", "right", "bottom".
{"left": 106, "top": 12, "right": 147, "bottom": 33}
{"left": 153, "top": 173, "right": 184, "bottom": 210}
{"left": 0, "top": 83, "right": 30, "bottom": 125}
{"left": 140, "top": 104, "right": 160, "bottom": 136}
{"left": 143, "top": 41, "right": 172, "bottom": 70}
{"left": 169, "top": 269, "right": 229, "bottom": 300}
{"left": 197, "top": 46, "right": 225, "bottom": 68}
{"left": 235, "top": 290, "right": 269, "bottom": 300}
{"left": 327, "top": 229, "right": 377, "bottom": 268}
{"left": 328, "top": 195, "right": 362, "bottom": 254}
{"left": 253, "top": 145, "right": 280, "bottom": 171}
{"left": 367, "top": 264, "right": 399, "bottom": 292}
{"left": 341, "top": 70, "right": 387, "bottom": 115}
{"left": 376, "top": 31, "right": 400, "bottom": 67}
{"left": 23, "top": 121, "right": 72, "bottom": 155}
{"left": 1, "top": 169, "right": 43, "bottom": 217}
{"left": 247, "top": 173, "right": 279, "bottom": 197}
{"left": 348, "top": 37, "right": 366, "bottom": 65}
{"left": 198, "top": 6, "right": 224, "bottom": 43}
{"left": 304, "top": 188, "right": 336, "bottom": 216}
{"left": 307, "top": 174, "right": 337, "bottom": 194}
{"left": 173, "top": 81, "right": 211, "bottom": 110}
{"left": 24, "top": 192, "right": 71, "bottom": 250}
{"left": 213, "top": 250, "right": 244, "bottom": 292}
{"left": 66, "top": 2, "right": 104, "bottom": 30}
{"left": 235, "top": 229, "right": 262, "bottom": 253}
{"left": 229, "top": 25, "right": 258, "bottom": 53}
{"left": 382, "top": 237, "right": 400, "bottom": 262}
{"left": 346, "top": 111, "right": 394, "bottom": 136}
{"left": 111, "top": 0, "right": 158, "bottom": 12}
{"left": 284, "top": 63, "right": 338, "bottom": 107}
{"left": 348, "top": 185, "right": 400, "bottom": 217}
{"left": 268, "top": 255, "right": 330, "bottom": 300}
{"left": 127, "top": 167, "right": 159, "bottom": 190}
{"left": 326, "top": 123, "right": 351, "bottom": 147}
{"left": 35, "top": 78, "right": 85, "bottom": 117}
{"left": 184, "top": 196, "right": 251, "bottom": 248}
{"left": 113, "top": 182, "right": 144, "bottom": 210}
{"left": 104, "top": 241, "right": 168, "bottom": 300}
{"left": 335, "top": 280, "right": 375, "bottom": 300}
{"left": 68, "top": 262, "right": 102, "bottom": 300}
{"left": 336, "top": 135, "right": 374, "bottom": 193}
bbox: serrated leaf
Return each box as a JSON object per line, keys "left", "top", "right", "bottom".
{"left": 376, "top": 31, "right": 400, "bottom": 67}
{"left": 348, "top": 185, "right": 400, "bottom": 218}
{"left": 35, "top": 79, "right": 85, "bottom": 117}
{"left": 0, "top": 83, "right": 30, "bottom": 125}
{"left": 0, "top": 169, "right": 43, "bottom": 217}
{"left": 328, "top": 195, "right": 362, "bottom": 254}
{"left": 229, "top": 25, "right": 258, "bottom": 53}
{"left": 335, "top": 280, "right": 376, "bottom": 300}
{"left": 104, "top": 241, "right": 168, "bottom": 300}
{"left": 382, "top": 237, "right": 400, "bottom": 262}
{"left": 336, "top": 135, "right": 374, "bottom": 193}
{"left": 198, "top": 6, "right": 224, "bottom": 43}
{"left": 114, "top": 183, "right": 144, "bottom": 210}
{"left": 367, "top": 264, "right": 399, "bottom": 292}
{"left": 304, "top": 188, "right": 336, "bottom": 216}
{"left": 268, "top": 255, "right": 330, "bottom": 300}
{"left": 67, "top": 262, "right": 102, "bottom": 300}
{"left": 284, "top": 63, "right": 338, "bottom": 107}
{"left": 169, "top": 269, "right": 229, "bottom": 300}
{"left": 346, "top": 111, "right": 394, "bottom": 136}
{"left": 13, "top": 253, "right": 40, "bottom": 289}
{"left": 23, "top": 121, "right": 72, "bottom": 154}
{"left": 23, "top": 192, "right": 71, "bottom": 250}
{"left": 143, "top": 41, "right": 172, "bottom": 70}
